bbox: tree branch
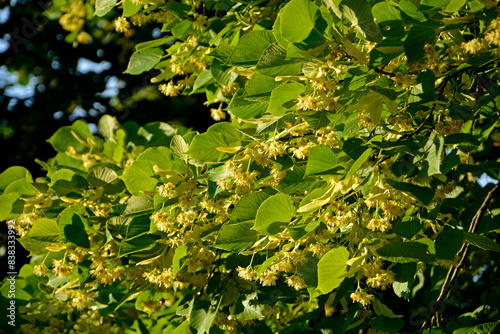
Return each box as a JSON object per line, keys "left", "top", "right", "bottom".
{"left": 419, "top": 183, "right": 500, "bottom": 333}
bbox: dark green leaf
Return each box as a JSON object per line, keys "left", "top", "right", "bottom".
{"left": 376, "top": 239, "right": 435, "bottom": 263}
{"left": 371, "top": 315, "right": 404, "bottom": 333}
{"left": 436, "top": 226, "right": 463, "bottom": 260}
{"left": 394, "top": 217, "right": 424, "bottom": 239}
{"left": 386, "top": 179, "right": 435, "bottom": 206}
{"left": 340, "top": 0, "right": 383, "bottom": 43}
{"left": 59, "top": 208, "right": 90, "bottom": 248}
{"left": 464, "top": 232, "right": 500, "bottom": 252}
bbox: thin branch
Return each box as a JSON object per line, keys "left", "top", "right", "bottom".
{"left": 419, "top": 183, "right": 500, "bottom": 333}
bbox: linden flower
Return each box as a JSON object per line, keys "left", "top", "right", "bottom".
{"left": 462, "top": 39, "right": 483, "bottom": 55}
{"left": 366, "top": 270, "right": 395, "bottom": 290}
{"left": 210, "top": 107, "right": 226, "bottom": 121}
{"left": 236, "top": 266, "right": 257, "bottom": 281}
{"left": 33, "top": 264, "right": 50, "bottom": 277}
{"left": 286, "top": 275, "right": 306, "bottom": 290}
{"left": 114, "top": 17, "right": 130, "bottom": 33}
{"left": 157, "top": 182, "right": 177, "bottom": 198}
{"left": 350, "top": 290, "right": 374, "bottom": 307}
{"left": 52, "top": 259, "right": 75, "bottom": 279}
{"left": 264, "top": 141, "right": 287, "bottom": 158}
{"left": 159, "top": 81, "right": 181, "bottom": 97}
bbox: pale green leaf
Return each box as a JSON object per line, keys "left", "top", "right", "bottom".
{"left": 95, "top": 0, "right": 117, "bottom": 16}
{"left": 254, "top": 194, "right": 295, "bottom": 235}
{"left": 124, "top": 48, "right": 163, "bottom": 75}
{"left": 305, "top": 145, "right": 339, "bottom": 176}
{"left": 317, "top": 246, "right": 349, "bottom": 294}
{"left": 18, "top": 218, "right": 60, "bottom": 253}
{"left": 279, "top": 0, "right": 319, "bottom": 43}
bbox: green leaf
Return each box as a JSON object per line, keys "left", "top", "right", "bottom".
{"left": 426, "top": 131, "right": 444, "bottom": 176}
{"left": 214, "top": 221, "right": 259, "bottom": 252}
{"left": 372, "top": 2, "right": 404, "bottom": 38}
{"left": 0, "top": 193, "right": 24, "bottom": 220}
{"left": 124, "top": 48, "right": 163, "bottom": 75}
{"left": 135, "top": 37, "right": 175, "bottom": 51}
{"left": 305, "top": 145, "right": 339, "bottom": 176}
{"left": 392, "top": 263, "right": 416, "bottom": 298}
{"left": 243, "top": 73, "right": 281, "bottom": 98}
{"left": 186, "top": 132, "right": 229, "bottom": 162}
{"left": 409, "top": 70, "right": 436, "bottom": 105}
{"left": 399, "top": 0, "right": 427, "bottom": 24}
{"left": 279, "top": 0, "right": 319, "bottom": 43}
{"left": 59, "top": 208, "right": 90, "bottom": 248}
{"left": 372, "top": 299, "right": 403, "bottom": 318}
{"left": 371, "top": 315, "right": 404, "bottom": 333}
{"left": 464, "top": 232, "right": 500, "bottom": 252}
{"left": 227, "top": 90, "right": 269, "bottom": 119}
{"left": 345, "top": 148, "right": 373, "bottom": 179}
{"left": 234, "top": 292, "right": 263, "bottom": 320}
{"left": 226, "top": 30, "right": 275, "bottom": 66}
{"left": 394, "top": 217, "right": 424, "bottom": 239}
{"left": 0, "top": 166, "right": 32, "bottom": 193}
{"left": 445, "top": 0, "right": 467, "bottom": 11}
{"left": 137, "top": 146, "right": 182, "bottom": 170}
{"left": 123, "top": 196, "right": 154, "bottom": 217}
{"left": 47, "top": 121, "right": 93, "bottom": 153}
{"left": 441, "top": 149, "right": 461, "bottom": 174}
{"left": 317, "top": 246, "right": 349, "bottom": 294}
{"left": 49, "top": 169, "right": 88, "bottom": 195}
{"left": 172, "top": 321, "right": 190, "bottom": 334}
{"left": 123, "top": 0, "right": 142, "bottom": 17}
{"left": 87, "top": 166, "right": 125, "bottom": 192}
{"left": 191, "top": 69, "right": 212, "bottom": 93}
{"left": 340, "top": 0, "right": 383, "bottom": 43}
{"left": 231, "top": 192, "right": 270, "bottom": 222}
{"left": 254, "top": 194, "right": 295, "bottom": 235}
{"left": 18, "top": 218, "right": 60, "bottom": 253}
{"left": 121, "top": 160, "right": 157, "bottom": 196}
{"left": 386, "top": 179, "right": 435, "bottom": 206}
{"left": 376, "top": 239, "right": 435, "bottom": 263}
{"left": 267, "top": 82, "right": 305, "bottom": 116}
{"left": 163, "top": 1, "right": 192, "bottom": 19}
{"left": 436, "top": 226, "right": 463, "bottom": 260}
{"left": 4, "top": 179, "right": 38, "bottom": 196}
{"left": 211, "top": 59, "right": 238, "bottom": 87}
{"left": 404, "top": 26, "right": 436, "bottom": 63}
{"left": 95, "top": 0, "right": 117, "bottom": 16}
{"left": 173, "top": 244, "right": 188, "bottom": 275}
{"left": 272, "top": 15, "right": 289, "bottom": 49}
{"left": 119, "top": 234, "right": 156, "bottom": 257}
{"left": 300, "top": 109, "right": 337, "bottom": 130}
{"left": 189, "top": 299, "right": 220, "bottom": 334}
{"left": 98, "top": 115, "right": 122, "bottom": 142}
{"left": 256, "top": 43, "right": 302, "bottom": 77}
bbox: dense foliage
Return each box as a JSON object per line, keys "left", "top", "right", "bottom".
{"left": 1, "top": 0, "right": 500, "bottom": 333}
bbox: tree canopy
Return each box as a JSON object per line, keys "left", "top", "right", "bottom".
{"left": 1, "top": 0, "right": 500, "bottom": 333}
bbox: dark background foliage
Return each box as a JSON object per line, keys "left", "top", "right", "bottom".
{"left": 0, "top": 0, "right": 213, "bottom": 176}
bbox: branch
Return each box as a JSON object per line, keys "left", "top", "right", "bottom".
{"left": 419, "top": 183, "right": 500, "bottom": 333}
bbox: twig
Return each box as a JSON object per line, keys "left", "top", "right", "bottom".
{"left": 419, "top": 183, "right": 500, "bottom": 333}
